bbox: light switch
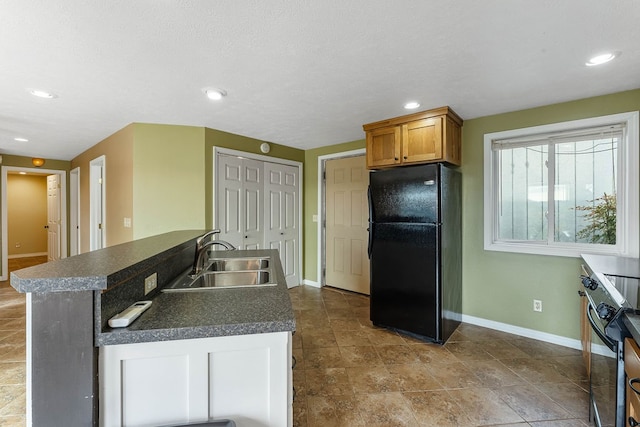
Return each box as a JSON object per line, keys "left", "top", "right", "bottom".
{"left": 124, "top": 217, "right": 132, "bottom": 228}
{"left": 312, "top": 215, "right": 318, "bottom": 222}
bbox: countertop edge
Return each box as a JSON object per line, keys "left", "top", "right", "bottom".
{"left": 95, "top": 319, "right": 296, "bottom": 346}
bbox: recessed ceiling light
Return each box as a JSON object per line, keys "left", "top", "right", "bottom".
{"left": 404, "top": 101, "right": 420, "bottom": 110}
{"left": 19, "top": 172, "right": 27, "bottom": 175}
{"left": 585, "top": 52, "right": 619, "bottom": 66}
{"left": 203, "top": 88, "right": 227, "bottom": 101}
{"left": 27, "top": 88, "right": 58, "bottom": 99}
{"left": 14, "top": 137, "right": 28, "bottom": 142}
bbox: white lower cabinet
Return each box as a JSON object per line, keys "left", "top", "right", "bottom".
{"left": 99, "top": 332, "right": 292, "bottom": 427}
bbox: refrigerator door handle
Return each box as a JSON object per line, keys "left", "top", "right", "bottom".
{"left": 367, "top": 185, "right": 373, "bottom": 259}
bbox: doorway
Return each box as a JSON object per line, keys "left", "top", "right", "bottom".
{"left": 70, "top": 167, "right": 80, "bottom": 256}
{"left": 213, "top": 147, "right": 302, "bottom": 288}
{"left": 317, "top": 149, "right": 370, "bottom": 294}
{"left": 1, "top": 166, "right": 67, "bottom": 281}
{"left": 89, "top": 156, "right": 106, "bottom": 251}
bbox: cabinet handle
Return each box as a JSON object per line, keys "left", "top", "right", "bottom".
{"left": 403, "top": 156, "right": 407, "bottom": 159}
{"left": 630, "top": 378, "right": 640, "bottom": 395}
{"left": 630, "top": 416, "right": 639, "bottom": 426}
{"left": 394, "top": 157, "right": 399, "bottom": 161}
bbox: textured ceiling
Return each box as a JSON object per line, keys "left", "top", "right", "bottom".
{"left": 1, "top": 0, "right": 639, "bottom": 160}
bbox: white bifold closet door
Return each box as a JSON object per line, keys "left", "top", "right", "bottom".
{"left": 216, "top": 154, "right": 300, "bottom": 288}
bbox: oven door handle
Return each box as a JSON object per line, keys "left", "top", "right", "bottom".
{"left": 587, "top": 302, "right": 617, "bottom": 351}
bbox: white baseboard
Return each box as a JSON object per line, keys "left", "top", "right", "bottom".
{"left": 302, "top": 279, "right": 321, "bottom": 288}
{"left": 461, "top": 314, "right": 582, "bottom": 351}
{"left": 8, "top": 252, "right": 47, "bottom": 260}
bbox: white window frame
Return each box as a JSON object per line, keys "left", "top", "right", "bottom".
{"left": 483, "top": 111, "right": 639, "bottom": 258}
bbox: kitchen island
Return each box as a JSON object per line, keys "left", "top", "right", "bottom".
{"left": 11, "top": 230, "right": 296, "bottom": 427}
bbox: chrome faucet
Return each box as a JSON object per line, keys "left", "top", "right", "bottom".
{"left": 196, "top": 229, "right": 221, "bottom": 249}
{"left": 190, "top": 239, "right": 236, "bottom": 277}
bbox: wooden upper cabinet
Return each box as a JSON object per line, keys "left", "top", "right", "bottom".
{"left": 366, "top": 126, "right": 401, "bottom": 167}
{"left": 363, "top": 106, "right": 463, "bottom": 169}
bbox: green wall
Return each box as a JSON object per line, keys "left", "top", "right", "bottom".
{"left": 302, "top": 139, "right": 366, "bottom": 283}
{"left": 132, "top": 124, "right": 207, "bottom": 239}
{"left": 461, "top": 88, "right": 640, "bottom": 340}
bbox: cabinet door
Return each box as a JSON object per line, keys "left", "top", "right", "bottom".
{"left": 100, "top": 332, "right": 292, "bottom": 427}
{"left": 401, "top": 117, "right": 443, "bottom": 164}
{"left": 366, "top": 126, "right": 401, "bottom": 168}
{"left": 627, "top": 338, "right": 640, "bottom": 427}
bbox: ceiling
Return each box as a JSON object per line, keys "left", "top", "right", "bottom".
{"left": 1, "top": 1, "right": 639, "bottom": 161}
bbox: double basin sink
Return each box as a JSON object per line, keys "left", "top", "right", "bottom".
{"left": 163, "top": 257, "right": 276, "bottom": 292}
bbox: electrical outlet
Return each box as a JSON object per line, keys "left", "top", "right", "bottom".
{"left": 533, "top": 299, "right": 543, "bottom": 312}
{"left": 144, "top": 273, "right": 157, "bottom": 295}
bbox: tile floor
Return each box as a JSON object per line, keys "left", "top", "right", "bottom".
{"left": 0, "top": 256, "right": 46, "bottom": 427}
{"left": 289, "top": 285, "right": 591, "bottom": 427}
{"left": 0, "top": 259, "right": 591, "bottom": 426}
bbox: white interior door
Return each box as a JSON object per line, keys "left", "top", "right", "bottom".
{"left": 242, "top": 159, "right": 264, "bottom": 250}
{"left": 325, "top": 155, "right": 370, "bottom": 294}
{"left": 216, "top": 155, "right": 263, "bottom": 250}
{"left": 264, "top": 162, "right": 300, "bottom": 288}
{"left": 70, "top": 167, "right": 80, "bottom": 256}
{"left": 217, "top": 155, "right": 243, "bottom": 249}
{"left": 46, "top": 174, "right": 61, "bottom": 261}
{"left": 90, "top": 156, "right": 106, "bottom": 251}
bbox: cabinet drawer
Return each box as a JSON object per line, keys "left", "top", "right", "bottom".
{"left": 626, "top": 338, "right": 640, "bottom": 379}
{"left": 629, "top": 382, "right": 640, "bottom": 427}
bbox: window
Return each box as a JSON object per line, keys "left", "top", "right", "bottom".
{"left": 484, "top": 111, "right": 639, "bottom": 257}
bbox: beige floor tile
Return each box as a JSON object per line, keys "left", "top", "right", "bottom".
{"left": 448, "top": 387, "right": 524, "bottom": 425}
{"left": 303, "top": 346, "right": 344, "bottom": 369}
{"left": 501, "top": 357, "right": 574, "bottom": 384}
{"left": 306, "top": 395, "right": 365, "bottom": 427}
{"left": 339, "top": 345, "right": 384, "bottom": 367}
{"left": 462, "top": 359, "right": 524, "bottom": 387}
{"left": 404, "top": 390, "right": 473, "bottom": 426}
{"left": 346, "top": 365, "right": 399, "bottom": 394}
{"left": 375, "top": 344, "right": 420, "bottom": 365}
{"left": 492, "top": 384, "right": 572, "bottom": 422}
{"left": 333, "top": 329, "right": 372, "bottom": 347}
{"left": 354, "top": 392, "right": 418, "bottom": 426}
{"left": 304, "top": 368, "right": 353, "bottom": 397}
{"left": 426, "top": 361, "right": 484, "bottom": 389}
{"left": 385, "top": 363, "right": 442, "bottom": 392}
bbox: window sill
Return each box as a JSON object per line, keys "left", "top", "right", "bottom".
{"left": 484, "top": 241, "right": 628, "bottom": 258}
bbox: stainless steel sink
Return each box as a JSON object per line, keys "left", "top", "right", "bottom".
{"left": 164, "top": 271, "right": 274, "bottom": 291}
{"left": 206, "top": 257, "right": 270, "bottom": 272}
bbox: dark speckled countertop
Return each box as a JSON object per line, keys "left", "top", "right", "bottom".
{"left": 96, "top": 248, "right": 296, "bottom": 346}
{"left": 10, "top": 230, "right": 295, "bottom": 346}
{"left": 10, "top": 230, "right": 204, "bottom": 293}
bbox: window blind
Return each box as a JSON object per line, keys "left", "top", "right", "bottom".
{"left": 491, "top": 123, "right": 625, "bottom": 150}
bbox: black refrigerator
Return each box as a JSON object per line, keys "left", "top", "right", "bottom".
{"left": 368, "top": 163, "right": 461, "bottom": 343}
